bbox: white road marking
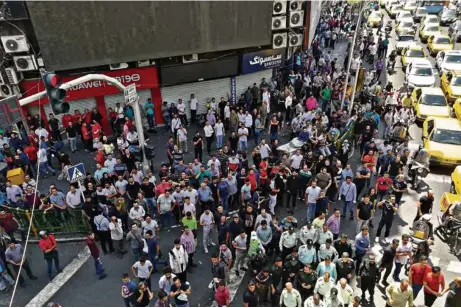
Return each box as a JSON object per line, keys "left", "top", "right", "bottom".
{"left": 446, "top": 261, "right": 461, "bottom": 274}
{"left": 431, "top": 256, "right": 440, "bottom": 267}
{"left": 26, "top": 247, "right": 90, "bottom": 307}
{"left": 226, "top": 258, "right": 248, "bottom": 303}
{"left": 424, "top": 173, "right": 451, "bottom": 185}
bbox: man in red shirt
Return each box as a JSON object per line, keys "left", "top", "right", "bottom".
{"left": 409, "top": 255, "right": 432, "bottom": 298}
{"left": 0, "top": 211, "right": 23, "bottom": 242}
{"left": 24, "top": 144, "right": 38, "bottom": 176}
{"left": 375, "top": 172, "right": 393, "bottom": 201}
{"left": 86, "top": 232, "right": 107, "bottom": 280}
{"left": 38, "top": 231, "right": 61, "bottom": 281}
{"left": 423, "top": 266, "right": 445, "bottom": 307}
{"left": 245, "top": 169, "right": 257, "bottom": 192}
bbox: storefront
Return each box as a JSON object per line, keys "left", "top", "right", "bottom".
{"left": 20, "top": 66, "right": 162, "bottom": 135}
{"left": 160, "top": 49, "right": 283, "bottom": 119}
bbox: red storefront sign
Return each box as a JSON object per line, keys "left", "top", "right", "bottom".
{"left": 21, "top": 66, "right": 160, "bottom": 103}
{"left": 20, "top": 66, "right": 164, "bottom": 132}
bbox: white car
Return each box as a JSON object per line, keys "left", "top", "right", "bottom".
{"left": 436, "top": 50, "right": 461, "bottom": 74}
{"left": 403, "top": 1, "right": 418, "bottom": 12}
{"left": 414, "top": 7, "right": 428, "bottom": 22}
{"left": 395, "top": 35, "right": 419, "bottom": 53}
{"left": 421, "top": 15, "right": 440, "bottom": 27}
{"left": 405, "top": 59, "right": 437, "bottom": 88}
{"left": 396, "top": 11, "right": 413, "bottom": 23}
{"left": 386, "top": 0, "right": 400, "bottom": 12}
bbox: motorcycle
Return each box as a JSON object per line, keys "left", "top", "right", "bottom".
{"left": 407, "top": 147, "right": 430, "bottom": 191}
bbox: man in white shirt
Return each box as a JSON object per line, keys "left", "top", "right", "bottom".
{"left": 290, "top": 149, "right": 303, "bottom": 171}
{"left": 336, "top": 278, "right": 354, "bottom": 306}
{"left": 393, "top": 234, "right": 413, "bottom": 282}
{"left": 142, "top": 216, "right": 159, "bottom": 237}
{"left": 35, "top": 127, "right": 49, "bottom": 139}
{"left": 200, "top": 208, "right": 216, "bottom": 253}
{"left": 259, "top": 139, "right": 271, "bottom": 159}
{"left": 285, "top": 93, "right": 293, "bottom": 124}
{"left": 109, "top": 216, "right": 124, "bottom": 258}
{"left": 224, "top": 103, "right": 231, "bottom": 129}
{"left": 244, "top": 111, "right": 253, "bottom": 136}
{"left": 104, "top": 154, "right": 117, "bottom": 175}
{"left": 177, "top": 99, "right": 188, "bottom": 126}
{"left": 66, "top": 185, "right": 82, "bottom": 208}
{"left": 129, "top": 202, "right": 146, "bottom": 225}
{"left": 131, "top": 256, "right": 153, "bottom": 289}
{"left": 171, "top": 113, "right": 182, "bottom": 135}
{"left": 238, "top": 123, "right": 249, "bottom": 153}
{"left": 203, "top": 121, "right": 214, "bottom": 154}
{"left": 214, "top": 119, "right": 225, "bottom": 149}
{"left": 37, "top": 147, "right": 56, "bottom": 178}
{"left": 189, "top": 94, "right": 198, "bottom": 125}
{"left": 126, "top": 129, "right": 138, "bottom": 145}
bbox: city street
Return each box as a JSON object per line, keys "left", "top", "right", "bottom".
{"left": 6, "top": 4, "right": 461, "bottom": 308}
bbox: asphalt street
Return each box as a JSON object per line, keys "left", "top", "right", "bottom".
{"left": 9, "top": 7, "right": 461, "bottom": 308}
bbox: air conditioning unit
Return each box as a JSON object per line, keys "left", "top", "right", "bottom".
{"left": 273, "top": 0, "right": 287, "bottom": 15}
{"left": 182, "top": 54, "right": 198, "bottom": 64}
{"left": 289, "top": 10, "right": 304, "bottom": 27}
{"left": 137, "top": 60, "right": 151, "bottom": 67}
{"left": 13, "top": 55, "right": 38, "bottom": 72}
{"left": 4, "top": 67, "right": 23, "bottom": 84}
{"left": 289, "top": 33, "right": 303, "bottom": 47}
{"left": 272, "top": 16, "right": 287, "bottom": 30}
{"left": 289, "top": 0, "right": 302, "bottom": 11}
{"left": 1, "top": 35, "right": 29, "bottom": 53}
{"left": 272, "top": 33, "right": 288, "bottom": 49}
{"left": 0, "top": 85, "right": 21, "bottom": 98}
{"left": 110, "top": 63, "right": 128, "bottom": 70}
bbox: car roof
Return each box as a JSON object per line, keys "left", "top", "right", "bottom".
{"left": 411, "top": 58, "right": 432, "bottom": 66}
{"left": 432, "top": 34, "right": 451, "bottom": 39}
{"left": 445, "top": 50, "right": 461, "bottom": 55}
{"left": 398, "top": 18, "right": 414, "bottom": 23}
{"left": 420, "top": 87, "right": 444, "bottom": 95}
{"left": 405, "top": 45, "right": 424, "bottom": 50}
{"left": 432, "top": 118, "right": 461, "bottom": 130}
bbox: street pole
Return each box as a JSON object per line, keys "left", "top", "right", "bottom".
{"left": 132, "top": 97, "right": 149, "bottom": 171}
{"left": 349, "top": 66, "right": 361, "bottom": 116}
{"left": 340, "top": 2, "right": 366, "bottom": 110}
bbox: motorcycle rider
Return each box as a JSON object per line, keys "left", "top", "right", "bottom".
{"left": 436, "top": 201, "right": 461, "bottom": 233}
{"left": 387, "top": 50, "right": 397, "bottom": 71}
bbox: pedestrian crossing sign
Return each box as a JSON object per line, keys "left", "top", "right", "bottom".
{"left": 67, "top": 163, "right": 86, "bottom": 183}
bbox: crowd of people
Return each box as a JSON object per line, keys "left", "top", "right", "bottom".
{"left": 1, "top": 0, "right": 461, "bottom": 307}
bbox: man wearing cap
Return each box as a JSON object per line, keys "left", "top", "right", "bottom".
{"left": 284, "top": 248, "right": 302, "bottom": 285}
{"left": 297, "top": 264, "right": 317, "bottom": 301}
{"left": 335, "top": 252, "right": 355, "bottom": 282}
{"left": 324, "top": 287, "right": 343, "bottom": 307}
{"left": 299, "top": 223, "right": 317, "bottom": 246}
{"left": 334, "top": 234, "right": 353, "bottom": 259}
{"left": 270, "top": 256, "right": 285, "bottom": 306}
{"left": 279, "top": 226, "right": 298, "bottom": 259}
{"left": 243, "top": 280, "right": 258, "bottom": 307}
{"left": 5, "top": 240, "right": 37, "bottom": 286}
{"left": 38, "top": 231, "right": 61, "bottom": 281}
{"left": 298, "top": 239, "right": 317, "bottom": 267}
{"left": 358, "top": 253, "right": 380, "bottom": 304}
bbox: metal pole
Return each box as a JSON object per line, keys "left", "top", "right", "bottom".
{"left": 132, "top": 97, "right": 149, "bottom": 170}
{"left": 340, "top": 2, "right": 366, "bottom": 110}
{"left": 349, "top": 66, "right": 361, "bottom": 116}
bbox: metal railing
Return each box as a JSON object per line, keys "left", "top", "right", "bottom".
{"left": 5, "top": 207, "right": 91, "bottom": 239}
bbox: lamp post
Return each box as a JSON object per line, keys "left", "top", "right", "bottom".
{"left": 340, "top": 1, "right": 368, "bottom": 110}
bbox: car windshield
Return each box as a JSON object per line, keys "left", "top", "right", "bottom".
{"left": 407, "top": 50, "right": 424, "bottom": 57}
{"left": 426, "top": 26, "right": 438, "bottom": 32}
{"left": 434, "top": 37, "right": 450, "bottom": 44}
{"left": 371, "top": 12, "right": 381, "bottom": 18}
{"left": 412, "top": 67, "right": 433, "bottom": 76}
{"left": 421, "top": 94, "right": 446, "bottom": 106}
{"left": 452, "top": 77, "right": 461, "bottom": 86}
{"left": 446, "top": 55, "right": 461, "bottom": 64}
{"left": 431, "top": 129, "right": 461, "bottom": 145}
{"left": 402, "top": 22, "right": 413, "bottom": 27}
{"left": 424, "top": 1, "right": 444, "bottom": 6}
{"left": 399, "top": 36, "right": 414, "bottom": 42}
{"left": 417, "top": 8, "right": 428, "bottom": 14}
{"left": 444, "top": 10, "right": 456, "bottom": 17}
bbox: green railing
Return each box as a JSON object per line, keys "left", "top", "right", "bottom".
{"left": 4, "top": 208, "right": 91, "bottom": 238}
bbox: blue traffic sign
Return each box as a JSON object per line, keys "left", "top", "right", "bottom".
{"left": 67, "top": 163, "right": 86, "bottom": 182}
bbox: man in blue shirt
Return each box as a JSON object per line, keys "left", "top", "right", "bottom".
{"left": 217, "top": 176, "right": 230, "bottom": 212}
{"left": 145, "top": 230, "right": 167, "bottom": 273}
{"left": 354, "top": 226, "right": 370, "bottom": 275}
{"left": 198, "top": 182, "right": 213, "bottom": 210}
{"left": 145, "top": 99, "right": 155, "bottom": 129}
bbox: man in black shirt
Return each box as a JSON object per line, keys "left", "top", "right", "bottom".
{"left": 445, "top": 277, "right": 461, "bottom": 307}
{"left": 356, "top": 194, "right": 375, "bottom": 234}
{"left": 141, "top": 177, "right": 156, "bottom": 216}
{"left": 192, "top": 132, "right": 203, "bottom": 162}
{"left": 66, "top": 122, "right": 78, "bottom": 153}
{"left": 228, "top": 132, "right": 239, "bottom": 153}
{"left": 392, "top": 176, "right": 408, "bottom": 206}
{"left": 375, "top": 195, "right": 399, "bottom": 243}
{"left": 48, "top": 113, "right": 62, "bottom": 141}
{"left": 227, "top": 214, "right": 244, "bottom": 258}
{"left": 334, "top": 234, "right": 353, "bottom": 258}
{"left": 415, "top": 190, "right": 434, "bottom": 222}
{"left": 380, "top": 238, "right": 399, "bottom": 285}
{"left": 126, "top": 177, "right": 140, "bottom": 201}
{"left": 243, "top": 280, "right": 259, "bottom": 307}
{"left": 388, "top": 155, "right": 403, "bottom": 182}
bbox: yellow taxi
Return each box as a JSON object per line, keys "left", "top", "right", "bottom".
{"left": 422, "top": 117, "right": 461, "bottom": 166}
{"left": 396, "top": 19, "right": 416, "bottom": 36}
{"left": 441, "top": 71, "right": 461, "bottom": 104}
{"left": 367, "top": 11, "right": 383, "bottom": 27}
{"left": 419, "top": 23, "right": 441, "bottom": 43}
{"left": 389, "top": 4, "right": 404, "bottom": 18}
{"left": 412, "top": 87, "right": 450, "bottom": 123}
{"left": 427, "top": 34, "right": 454, "bottom": 57}
{"left": 450, "top": 166, "right": 461, "bottom": 195}
{"left": 401, "top": 46, "right": 425, "bottom": 69}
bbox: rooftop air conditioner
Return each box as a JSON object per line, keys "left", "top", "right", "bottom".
{"left": 0, "top": 84, "right": 21, "bottom": 98}
{"left": 272, "top": 16, "right": 287, "bottom": 30}
{"left": 272, "top": 33, "right": 288, "bottom": 49}
{"left": 289, "top": 1, "right": 302, "bottom": 11}
{"left": 110, "top": 63, "right": 128, "bottom": 70}
{"left": 289, "top": 33, "right": 303, "bottom": 47}
{"left": 137, "top": 60, "right": 151, "bottom": 67}
{"left": 182, "top": 54, "right": 198, "bottom": 64}
{"left": 1, "top": 35, "right": 29, "bottom": 53}
{"left": 13, "top": 55, "right": 38, "bottom": 71}
{"left": 289, "top": 10, "right": 304, "bottom": 27}
{"left": 273, "top": 0, "right": 287, "bottom": 15}
{"left": 4, "top": 67, "right": 23, "bottom": 84}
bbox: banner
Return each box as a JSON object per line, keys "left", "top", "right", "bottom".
{"left": 230, "top": 77, "right": 236, "bottom": 105}
{"left": 241, "top": 49, "right": 286, "bottom": 75}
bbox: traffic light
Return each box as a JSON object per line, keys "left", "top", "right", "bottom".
{"left": 42, "top": 72, "right": 69, "bottom": 114}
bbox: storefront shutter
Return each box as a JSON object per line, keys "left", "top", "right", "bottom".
{"left": 235, "top": 69, "right": 273, "bottom": 99}
{"left": 104, "top": 90, "right": 152, "bottom": 127}
{"left": 44, "top": 97, "right": 96, "bottom": 126}
{"left": 160, "top": 78, "right": 231, "bottom": 120}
